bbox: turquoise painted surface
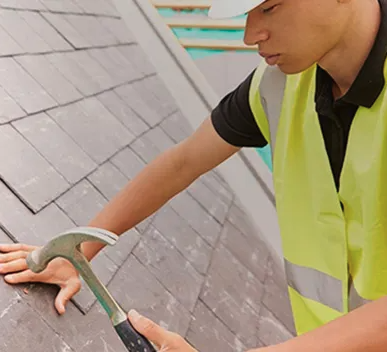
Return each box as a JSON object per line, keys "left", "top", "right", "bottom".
{"left": 159, "top": 8, "right": 273, "bottom": 171}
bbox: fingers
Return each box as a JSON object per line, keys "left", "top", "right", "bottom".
{"left": 55, "top": 280, "right": 81, "bottom": 315}
{"left": 0, "top": 258, "right": 28, "bottom": 275}
{"left": 0, "top": 243, "right": 37, "bottom": 253}
{"left": 128, "top": 310, "right": 168, "bottom": 349}
{"left": 0, "top": 250, "right": 28, "bottom": 263}
{"left": 3, "top": 268, "right": 41, "bottom": 284}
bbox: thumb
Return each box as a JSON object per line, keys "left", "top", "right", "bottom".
{"left": 128, "top": 310, "right": 167, "bottom": 348}
{"left": 55, "top": 281, "right": 80, "bottom": 315}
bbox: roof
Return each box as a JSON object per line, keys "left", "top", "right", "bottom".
{"left": 0, "top": 1, "right": 294, "bottom": 350}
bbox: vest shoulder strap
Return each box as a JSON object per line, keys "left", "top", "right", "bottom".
{"left": 249, "top": 62, "right": 287, "bottom": 153}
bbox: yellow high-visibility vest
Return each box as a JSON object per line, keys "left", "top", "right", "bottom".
{"left": 249, "top": 62, "right": 387, "bottom": 335}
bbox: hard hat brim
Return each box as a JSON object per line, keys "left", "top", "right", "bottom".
{"left": 208, "top": 0, "right": 264, "bottom": 19}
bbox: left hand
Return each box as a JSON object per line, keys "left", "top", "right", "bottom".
{"left": 128, "top": 310, "right": 198, "bottom": 352}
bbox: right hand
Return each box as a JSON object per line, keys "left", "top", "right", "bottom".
{"left": 0, "top": 243, "right": 81, "bottom": 315}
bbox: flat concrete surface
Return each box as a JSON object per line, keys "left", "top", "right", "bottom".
{"left": 0, "top": 1, "right": 294, "bottom": 351}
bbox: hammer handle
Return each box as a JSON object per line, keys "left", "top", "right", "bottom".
{"left": 115, "top": 319, "right": 156, "bottom": 352}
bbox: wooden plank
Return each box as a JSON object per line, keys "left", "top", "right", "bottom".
{"left": 179, "top": 38, "right": 256, "bottom": 51}
{"left": 152, "top": 0, "right": 211, "bottom": 10}
{"left": 165, "top": 17, "right": 246, "bottom": 29}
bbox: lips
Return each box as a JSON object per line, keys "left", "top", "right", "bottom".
{"left": 259, "top": 52, "right": 280, "bottom": 66}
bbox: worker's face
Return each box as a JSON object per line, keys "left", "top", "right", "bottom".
{"left": 244, "top": 0, "right": 352, "bottom": 73}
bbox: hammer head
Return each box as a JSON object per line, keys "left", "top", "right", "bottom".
{"left": 27, "top": 227, "right": 118, "bottom": 273}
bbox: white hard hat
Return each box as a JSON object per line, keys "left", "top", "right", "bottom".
{"left": 208, "top": 0, "right": 264, "bottom": 19}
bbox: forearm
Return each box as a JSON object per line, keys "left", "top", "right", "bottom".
{"left": 82, "top": 145, "right": 198, "bottom": 260}
{"left": 261, "top": 296, "right": 387, "bottom": 352}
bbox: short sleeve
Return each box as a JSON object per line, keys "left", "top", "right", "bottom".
{"left": 211, "top": 69, "right": 268, "bottom": 148}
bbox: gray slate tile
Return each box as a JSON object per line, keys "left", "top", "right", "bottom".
{"left": 186, "top": 300, "right": 247, "bottom": 352}
{"left": 88, "top": 161, "right": 128, "bottom": 200}
{"left": 169, "top": 191, "right": 222, "bottom": 247}
{"left": 18, "top": 11, "right": 72, "bottom": 51}
{"left": 116, "top": 84, "right": 164, "bottom": 127}
{"left": 13, "top": 112, "right": 96, "bottom": 184}
{"left": 96, "top": 90, "right": 149, "bottom": 136}
{"left": 200, "top": 245, "right": 264, "bottom": 348}
{"left": 0, "top": 0, "right": 46, "bottom": 10}
{"left": 160, "top": 110, "right": 193, "bottom": 143}
{"left": 0, "top": 57, "right": 57, "bottom": 114}
{"left": 258, "top": 306, "right": 294, "bottom": 346}
{"left": 88, "top": 47, "right": 143, "bottom": 86}
{"left": 262, "top": 276, "right": 295, "bottom": 335}
{"left": 40, "top": 0, "right": 83, "bottom": 13}
{"left": 55, "top": 179, "right": 107, "bottom": 226}
{"left": 220, "top": 221, "right": 270, "bottom": 283}
{"left": 0, "top": 181, "right": 75, "bottom": 245}
{"left": 131, "top": 76, "right": 178, "bottom": 119}
{"left": 227, "top": 202, "right": 259, "bottom": 238}
{"left": 49, "top": 97, "right": 135, "bottom": 164}
{"left": 0, "top": 291, "right": 72, "bottom": 351}
{"left": 0, "top": 85, "right": 25, "bottom": 124}
{"left": 0, "top": 24, "right": 23, "bottom": 56}
{"left": 200, "top": 171, "right": 234, "bottom": 206}
{"left": 134, "top": 225, "right": 204, "bottom": 312}
{"left": 45, "top": 51, "right": 101, "bottom": 96}
{"left": 130, "top": 127, "right": 175, "bottom": 162}
{"left": 0, "top": 125, "right": 69, "bottom": 212}
{"left": 187, "top": 179, "right": 229, "bottom": 224}
{"left": 67, "top": 50, "right": 115, "bottom": 91}
{"left": 108, "top": 255, "right": 191, "bottom": 337}
{"left": 65, "top": 14, "right": 119, "bottom": 47}
{"left": 99, "top": 18, "right": 135, "bottom": 44}
{"left": 117, "top": 45, "right": 156, "bottom": 76}
{"left": 72, "top": 0, "right": 118, "bottom": 16}
{"left": 0, "top": 228, "right": 13, "bottom": 244}
{"left": 111, "top": 147, "right": 146, "bottom": 180}
{"left": 15, "top": 55, "right": 82, "bottom": 105}
{"left": 0, "top": 10, "right": 51, "bottom": 53}
{"left": 103, "top": 228, "right": 141, "bottom": 267}
{"left": 152, "top": 205, "right": 212, "bottom": 275}
{"left": 43, "top": 12, "right": 89, "bottom": 48}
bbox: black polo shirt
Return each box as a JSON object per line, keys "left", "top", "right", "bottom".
{"left": 212, "top": 0, "right": 387, "bottom": 190}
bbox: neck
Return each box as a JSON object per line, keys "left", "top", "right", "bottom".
{"left": 319, "top": 1, "right": 381, "bottom": 98}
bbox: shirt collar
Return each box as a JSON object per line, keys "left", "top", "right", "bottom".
{"left": 315, "top": 0, "right": 387, "bottom": 109}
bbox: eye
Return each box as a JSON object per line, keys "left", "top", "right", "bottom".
{"left": 261, "top": 5, "right": 278, "bottom": 13}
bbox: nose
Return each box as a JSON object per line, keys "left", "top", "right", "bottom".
{"left": 243, "top": 12, "right": 270, "bottom": 46}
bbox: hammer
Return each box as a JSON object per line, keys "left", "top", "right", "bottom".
{"left": 26, "top": 227, "right": 156, "bottom": 352}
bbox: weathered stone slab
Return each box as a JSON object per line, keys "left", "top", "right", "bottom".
{"left": 152, "top": 205, "right": 212, "bottom": 275}
{"left": 0, "top": 23, "right": 23, "bottom": 56}
{"left": 0, "top": 57, "right": 57, "bottom": 114}
{"left": 72, "top": 0, "right": 118, "bottom": 16}
{"left": 96, "top": 90, "right": 149, "bottom": 136}
{"left": 117, "top": 45, "right": 156, "bottom": 76}
{"left": 200, "top": 245, "right": 264, "bottom": 348}
{"left": 13, "top": 112, "right": 96, "bottom": 184}
{"left": 186, "top": 300, "right": 247, "bottom": 352}
{"left": 160, "top": 110, "right": 193, "bottom": 143}
{"left": 40, "top": 0, "right": 83, "bottom": 13}
{"left": 0, "top": 125, "right": 69, "bottom": 212}
{"left": 0, "top": 0, "right": 46, "bottom": 10}
{"left": 18, "top": 11, "right": 72, "bottom": 51}
{"left": 49, "top": 97, "right": 135, "bottom": 164}
{"left": 108, "top": 255, "right": 191, "bottom": 337}
{"left": 15, "top": 54, "right": 82, "bottom": 105}
{"left": 0, "top": 9, "right": 51, "bottom": 53}
{"left": 110, "top": 147, "right": 146, "bottom": 180}
{"left": 99, "top": 18, "right": 135, "bottom": 44}
{"left": 0, "top": 85, "right": 25, "bottom": 124}
{"left": 0, "top": 182, "right": 75, "bottom": 246}
{"left": 134, "top": 225, "right": 204, "bottom": 312}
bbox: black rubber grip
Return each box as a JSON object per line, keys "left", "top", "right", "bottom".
{"left": 115, "top": 319, "right": 156, "bottom": 352}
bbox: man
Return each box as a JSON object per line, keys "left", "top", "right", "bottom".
{"left": 0, "top": 0, "right": 386, "bottom": 350}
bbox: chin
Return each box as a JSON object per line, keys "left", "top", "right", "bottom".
{"left": 277, "top": 61, "right": 315, "bottom": 75}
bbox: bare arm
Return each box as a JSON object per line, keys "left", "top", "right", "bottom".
{"left": 82, "top": 117, "right": 240, "bottom": 260}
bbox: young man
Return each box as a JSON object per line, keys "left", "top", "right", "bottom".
{"left": 1, "top": 0, "right": 387, "bottom": 350}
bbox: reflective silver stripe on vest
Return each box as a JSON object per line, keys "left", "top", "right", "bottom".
{"left": 259, "top": 66, "right": 286, "bottom": 155}
{"left": 285, "top": 259, "right": 343, "bottom": 312}
{"left": 349, "top": 281, "right": 372, "bottom": 310}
